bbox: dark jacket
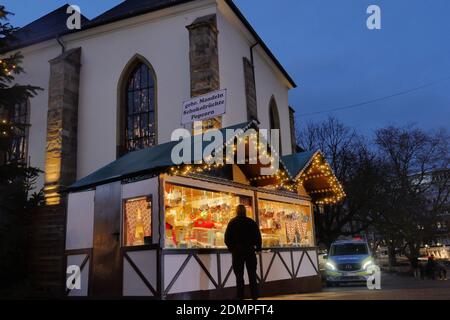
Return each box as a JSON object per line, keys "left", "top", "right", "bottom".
{"left": 410, "top": 257, "right": 419, "bottom": 269}
{"left": 225, "top": 216, "right": 262, "bottom": 253}
{"left": 426, "top": 258, "right": 436, "bottom": 270}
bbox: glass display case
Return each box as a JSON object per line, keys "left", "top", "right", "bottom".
{"left": 164, "top": 183, "right": 253, "bottom": 249}
{"left": 258, "top": 199, "right": 313, "bottom": 248}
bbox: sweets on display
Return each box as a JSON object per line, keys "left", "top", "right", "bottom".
{"left": 164, "top": 183, "right": 253, "bottom": 248}
{"left": 164, "top": 183, "right": 313, "bottom": 249}
{"left": 258, "top": 199, "right": 313, "bottom": 248}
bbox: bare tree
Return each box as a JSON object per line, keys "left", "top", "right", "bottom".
{"left": 297, "top": 117, "right": 383, "bottom": 249}
{"left": 374, "top": 125, "right": 450, "bottom": 263}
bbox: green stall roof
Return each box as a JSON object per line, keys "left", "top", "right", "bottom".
{"left": 68, "top": 121, "right": 320, "bottom": 192}
{"left": 68, "top": 121, "right": 257, "bottom": 191}
{"left": 281, "top": 150, "right": 318, "bottom": 179}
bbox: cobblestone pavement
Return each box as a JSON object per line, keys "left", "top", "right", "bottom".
{"left": 263, "top": 273, "right": 450, "bottom": 300}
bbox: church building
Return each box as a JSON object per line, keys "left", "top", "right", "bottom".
{"left": 2, "top": 0, "right": 344, "bottom": 298}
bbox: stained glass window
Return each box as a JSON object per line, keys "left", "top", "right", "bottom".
{"left": 125, "top": 63, "right": 156, "bottom": 152}
{"left": 6, "top": 101, "right": 29, "bottom": 163}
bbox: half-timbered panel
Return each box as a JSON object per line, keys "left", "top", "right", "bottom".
{"left": 164, "top": 253, "right": 219, "bottom": 294}
{"left": 123, "top": 249, "right": 158, "bottom": 297}
{"left": 66, "top": 251, "right": 91, "bottom": 297}
{"left": 66, "top": 191, "right": 95, "bottom": 250}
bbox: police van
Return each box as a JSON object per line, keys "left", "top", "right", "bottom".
{"left": 324, "top": 239, "right": 376, "bottom": 286}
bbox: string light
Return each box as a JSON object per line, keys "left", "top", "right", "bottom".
{"left": 1, "top": 58, "right": 17, "bottom": 75}
{"left": 297, "top": 153, "right": 346, "bottom": 205}
{"left": 167, "top": 125, "right": 344, "bottom": 203}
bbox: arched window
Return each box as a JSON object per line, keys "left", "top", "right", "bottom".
{"left": 118, "top": 57, "right": 156, "bottom": 155}
{"left": 269, "top": 96, "right": 282, "bottom": 155}
{"left": 5, "top": 100, "right": 29, "bottom": 163}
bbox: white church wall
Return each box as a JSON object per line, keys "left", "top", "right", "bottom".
{"left": 217, "top": 0, "right": 293, "bottom": 155}
{"left": 8, "top": 0, "right": 295, "bottom": 191}
{"left": 64, "top": 1, "right": 217, "bottom": 180}
{"left": 253, "top": 49, "right": 292, "bottom": 156}
{"left": 216, "top": 6, "right": 250, "bottom": 128}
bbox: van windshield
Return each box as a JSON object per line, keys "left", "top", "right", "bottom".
{"left": 330, "top": 243, "right": 368, "bottom": 256}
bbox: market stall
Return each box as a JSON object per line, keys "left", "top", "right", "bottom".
{"left": 64, "top": 122, "right": 344, "bottom": 299}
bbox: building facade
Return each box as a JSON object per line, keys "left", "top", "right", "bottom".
{"left": 2, "top": 0, "right": 345, "bottom": 298}
{"left": 6, "top": 0, "right": 297, "bottom": 195}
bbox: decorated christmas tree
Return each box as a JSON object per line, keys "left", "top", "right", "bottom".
{"left": 0, "top": 5, "right": 40, "bottom": 161}
{"left": 0, "top": 5, "right": 42, "bottom": 295}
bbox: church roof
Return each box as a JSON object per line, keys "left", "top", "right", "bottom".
{"left": 2, "top": 0, "right": 296, "bottom": 88}
{"left": 86, "top": 0, "right": 297, "bottom": 87}
{"left": 2, "top": 4, "right": 90, "bottom": 53}
{"left": 88, "top": 0, "right": 194, "bottom": 26}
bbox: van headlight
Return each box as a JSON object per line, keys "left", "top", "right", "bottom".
{"left": 362, "top": 259, "right": 374, "bottom": 270}
{"left": 325, "top": 261, "right": 336, "bottom": 271}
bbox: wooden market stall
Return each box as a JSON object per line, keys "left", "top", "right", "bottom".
{"left": 64, "top": 122, "right": 344, "bottom": 299}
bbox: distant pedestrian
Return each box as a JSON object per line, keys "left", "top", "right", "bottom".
{"left": 410, "top": 257, "right": 421, "bottom": 280}
{"left": 425, "top": 254, "right": 448, "bottom": 280}
{"left": 426, "top": 255, "right": 437, "bottom": 279}
{"left": 225, "top": 205, "right": 262, "bottom": 300}
{"left": 436, "top": 261, "right": 448, "bottom": 280}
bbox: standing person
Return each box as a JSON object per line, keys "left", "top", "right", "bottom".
{"left": 225, "top": 204, "right": 262, "bottom": 300}
{"left": 426, "top": 255, "right": 436, "bottom": 279}
{"left": 410, "top": 257, "right": 421, "bottom": 280}
{"left": 435, "top": 260, "right": 448, "bottom": 280}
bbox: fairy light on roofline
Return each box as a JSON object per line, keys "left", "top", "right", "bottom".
{"left": 297, "top": 153, "right": 346, "bottom": 205}
{"left": 168, "top": 126, "right": 297, "bottom": 192}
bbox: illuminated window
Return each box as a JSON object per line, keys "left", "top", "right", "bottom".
{"left": 164, "top": 183, "right": 253, "bottom": 249}
{"left": 125, "top": 63, "right": 156, "bottom": 152}
{"left": 6, "top": 101, "right": 29, "bottom": 164}
{"left": 118, "top": 57, "right": 157, "bottom": 156}
{"left": 123, "top": 197, "right": 152, "bottom": 246}
{"left": 258, "top": 199, "right": 313, "bottom": 248}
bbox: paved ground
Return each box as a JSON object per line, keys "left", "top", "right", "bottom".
{"left": 264, "top": 273, "right": 450, "bottom": 300}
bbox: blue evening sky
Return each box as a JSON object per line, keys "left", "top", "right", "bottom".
{"left": 3, "top": 0, "right": 450, "bottom": 135}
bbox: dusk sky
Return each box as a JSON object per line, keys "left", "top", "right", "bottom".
{"left": 3, "top": 0, "right": 450, "bottom": 136}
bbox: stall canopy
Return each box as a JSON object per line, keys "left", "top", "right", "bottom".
{"left": 68, "top": 121, "right": 345, "bottom": 205}
{"left": 282, "top": 151, "right": 345, "bottom": 205}
{"left": 68, "top": 121, "right": 289, "bottom": 191}
{"left": 282, "top": 150, "right": 317, "bottom": 178}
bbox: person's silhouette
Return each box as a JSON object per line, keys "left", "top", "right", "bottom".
{"left": 225, "top": 205, "right": 262, "bottom": 300}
